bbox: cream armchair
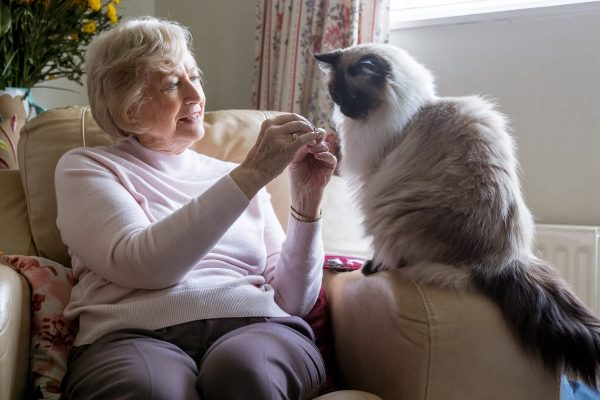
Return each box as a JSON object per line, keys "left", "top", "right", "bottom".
{"left": 0, "top": 107, "right": 560, "bottom": 400}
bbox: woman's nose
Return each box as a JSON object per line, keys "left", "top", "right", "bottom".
{"left": 184, "top": 80, "right": 204, "bottom": 103}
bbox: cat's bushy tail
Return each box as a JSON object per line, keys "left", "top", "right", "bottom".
{"left": 472, "top": 258, "right": 600, "bottom": 386}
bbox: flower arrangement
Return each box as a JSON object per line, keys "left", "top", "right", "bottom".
{"left": 0, "top": 0, "right": 122, "bottom": 89}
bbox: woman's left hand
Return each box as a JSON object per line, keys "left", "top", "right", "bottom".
{"left": 288, "top": 128, "right": 337, "bottom": 218}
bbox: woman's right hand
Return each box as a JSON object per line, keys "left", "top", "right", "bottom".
{"left": 230, "top": 113, "right": 319, "bottom": 199}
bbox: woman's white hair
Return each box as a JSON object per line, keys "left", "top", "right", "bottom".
{"left": 85, "top": 17, "right": 194, "bottom": 137}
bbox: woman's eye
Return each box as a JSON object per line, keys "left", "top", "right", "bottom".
{"left": 165, "top": 81, "right": 178, "bottom": 90}
{"left": 190, "top": 75, "right": 201, "bottom": 84}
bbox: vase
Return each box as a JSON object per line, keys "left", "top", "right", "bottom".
{"left": 0, "top": 87, "right": 45, "bottom": 170}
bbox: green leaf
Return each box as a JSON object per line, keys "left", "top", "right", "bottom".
{"left": 0, "top": 3, "right": 11, "bottom": 37}
{"left": 2, "top": 51, "right": 17, "bottom": 77}
{"left": 1, "top": 0, "right": 124, "bottom": 87}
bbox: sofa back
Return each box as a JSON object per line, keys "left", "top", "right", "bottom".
{"left": 0, "top": 170, "right": 35, "bottom": 256}
{"left": 16, "top": 107, "right": 291, "bottom": 267}
{"left": 18, "top": 107, "right": 112, "bottom": 265}
{"left": 14, "top": 106, "right": 371, "bottom": 267}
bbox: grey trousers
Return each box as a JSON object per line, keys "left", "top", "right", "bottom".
{"left": 60, "top": 316, "right": 325, "bottom": 400}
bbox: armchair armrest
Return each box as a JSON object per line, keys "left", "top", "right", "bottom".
{"left": 325, "top": 270, "right": 560, "bottom": 400}
{"left": 0, "top": 261, "right": 30, "bottom": 400}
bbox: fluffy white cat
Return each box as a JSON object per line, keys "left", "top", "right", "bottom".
{"left": 316, "top": 43, "right": 600, "bottom": 385}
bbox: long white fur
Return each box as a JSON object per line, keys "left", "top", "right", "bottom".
{"left": 324, "top": 44, "right": 600, "bottom": 383}
{"left": 331, "top": 44, "right": 536, "bottom": 287}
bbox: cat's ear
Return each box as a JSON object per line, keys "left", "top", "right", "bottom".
{"left": 314, "top": 50, "right": 341, "bottom": 67}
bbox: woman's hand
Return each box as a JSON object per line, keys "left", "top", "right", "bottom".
{"left": 289, "top": 128, "right": 337, "bottom": 218}
{"left": 230, "top": 113, "right": 319, "bottom": 199}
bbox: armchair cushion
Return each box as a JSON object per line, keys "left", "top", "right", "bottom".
{"left": 18, "top": 107, "right": 113, "bottom": 267}
{"left": 0, "top": 170, "right": 36, "bottom": 256}
{"left": 1, "top": 255, "right": 76, "bottom": 400}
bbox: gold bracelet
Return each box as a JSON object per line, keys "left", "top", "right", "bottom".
{"left": 290, "top": 206, "right": 322, "bottom": 223}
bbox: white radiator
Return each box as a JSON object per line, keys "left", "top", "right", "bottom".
{"left": 535, "top": 224, "right": 600, "bottom": 315}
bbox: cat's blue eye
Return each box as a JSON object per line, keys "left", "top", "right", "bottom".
{"left": 360, "top": 60, "right": 378, "bottom": 72}
{"left": 349, "top": 59, "right": 380, "bottom": 76}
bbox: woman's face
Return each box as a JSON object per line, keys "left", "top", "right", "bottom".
{"left": 135, "top": 52, "right": 206, "bottom": 154}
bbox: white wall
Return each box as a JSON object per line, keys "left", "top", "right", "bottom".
{"left": 154, "top": 0, "right": 258, "bottom": 111}
{"left": 31, "top": 0, "right": 155, "bottom": 109}
{"left": 390, "top": 10, "right": 600, "bottom": 226}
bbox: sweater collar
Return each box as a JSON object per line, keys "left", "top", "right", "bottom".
{"left": 116, "top": 136, "right": 196, "bottom": 175}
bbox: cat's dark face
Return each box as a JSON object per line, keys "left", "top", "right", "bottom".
{"left": 315, "top": 48, "right": 390, "bottom": 119}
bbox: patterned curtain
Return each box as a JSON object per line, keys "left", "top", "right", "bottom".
{"left": 251, "top": 0, "right": 390, "bottom": 132}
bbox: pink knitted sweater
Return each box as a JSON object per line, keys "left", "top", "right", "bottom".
{"left": 55, "top": 136, "right": 323, "bottom": 346}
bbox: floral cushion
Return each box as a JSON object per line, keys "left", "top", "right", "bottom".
{"left": 1, "top": 253, "right": 364, "bottom": 399}
{"left": 1, "top": 255, "right": 77, "bottom": 400}
{"left": 324, "top": 254, "right": 366, "bottom": 272}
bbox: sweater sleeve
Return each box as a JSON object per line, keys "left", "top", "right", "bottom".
{"left": 55, "top": 150, "right": 250, "bottom": 289}
{"left": 262, "top": 194, "right": 324, "bottom": 317}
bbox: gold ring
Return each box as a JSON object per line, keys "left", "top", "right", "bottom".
{"left": 291, "top": 133, "right": 298, "bottom": 142}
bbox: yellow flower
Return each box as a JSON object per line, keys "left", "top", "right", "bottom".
{"left": 87, "top": 0, "right": 101, "bottom": 11}
{"left": 3, "top": 0, "right": 124, "bottom": 87}
{"left": 82, "top": 21, "right": 97, "bottom": 33}
{"left": 107, "top": 3, "right": 118, "bottom": 24}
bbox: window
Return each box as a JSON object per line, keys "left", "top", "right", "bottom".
{"left": 390, "top": 0, "right": 600, "bottom": 29}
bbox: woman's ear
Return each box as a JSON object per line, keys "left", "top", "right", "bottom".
{"left": 126, "top": 107, "right": 137, "bottom": 125}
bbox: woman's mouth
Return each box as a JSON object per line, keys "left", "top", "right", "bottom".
{"left": 178, "top": 112, "right": 201, "bottom": 124}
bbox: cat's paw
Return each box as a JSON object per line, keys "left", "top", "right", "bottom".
{"left": 361, "top": 259, "right": 379, "bottom": 276}
{"left": 362, "top": 258, "right": 408, "bottom": 275}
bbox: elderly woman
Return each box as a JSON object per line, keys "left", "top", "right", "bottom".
{"left": 56, "top": 17, "right": 335, "bottom": 400}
